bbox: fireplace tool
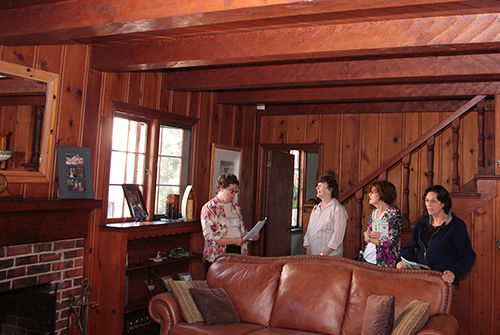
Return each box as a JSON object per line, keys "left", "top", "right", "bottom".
{"left": 68, "top": 278, "right": 100, "bottom": 335}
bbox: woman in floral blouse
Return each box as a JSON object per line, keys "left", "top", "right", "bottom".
{"left": 362, "top": 180, "right": 402, "bottom": 267}
{"left": 201, "top": 173, "right": 259, "bottom": 273}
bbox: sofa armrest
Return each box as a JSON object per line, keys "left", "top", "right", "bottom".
{"left": 415, "top": 314, "right": 459, "bottom": 335}
{"left": 148, "top": 292, "right": 184, "bottom": 335}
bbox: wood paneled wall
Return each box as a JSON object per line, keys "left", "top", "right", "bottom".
{"left": 259, "top": 110, "right": 493, "bottom": 260}
{"left": 1, "top": 43, "right": 499, "bottom": 335}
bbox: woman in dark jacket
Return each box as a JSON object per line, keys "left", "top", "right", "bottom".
{"left": 396, "top": 185, "right": 476, "bottom": 286}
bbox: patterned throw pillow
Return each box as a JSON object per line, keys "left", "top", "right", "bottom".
{"left": 167, "top": 280, "right": 209, "bottom": 324}
{"left": 391, "top": 299, "right": 431, "bottom": 335}
{"left": 189, "top": 287, "right": 241, "bottom": 325}
{"left": 361, "top": 293, "right": 395, "bottom": 335}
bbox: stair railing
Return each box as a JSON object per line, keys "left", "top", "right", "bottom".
{"left": 337, "top": 95, "right": 487, "bottom": 254}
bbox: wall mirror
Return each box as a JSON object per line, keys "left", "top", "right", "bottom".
{"left": 0, "top": 60, "right": 59, "bottom": 184}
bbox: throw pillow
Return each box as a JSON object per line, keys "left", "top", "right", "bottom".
{"left": 391, "top": 299, "right": 431, "bottom": 335}
{"left": 167, "top": 279, "right": 209, "bottom": 324}
{"left": 361, "top": 293, "right": 395, "bottom": 335}
{"left": 189, "top": 287, "right": 241, "bottom": 325}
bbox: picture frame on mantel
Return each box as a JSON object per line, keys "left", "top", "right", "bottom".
{"left": 56, "top": 146, "right": 94, "bottom": 199}
{"left": 209, "top": 144, "right": 242, "bottom": 202}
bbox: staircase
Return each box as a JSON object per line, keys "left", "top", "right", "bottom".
{"left": 337, "top": 95, "right": 498, "bottom": 254}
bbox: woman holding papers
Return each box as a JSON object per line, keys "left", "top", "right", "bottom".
{"left": 201, "top": 173, "right": 260, "bottom": 272}
{"left": 362, "top": 180, "right": 402, "bottom": 267}
{"left": 396, "top": 185, "right": 476, "bottom": 287}
{"left": 303, "top": 175, "right": 348, "bottom": 256}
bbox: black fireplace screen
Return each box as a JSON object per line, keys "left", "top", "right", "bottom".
{"left": 0, "top": 285, "right": 56, "bottom": 335}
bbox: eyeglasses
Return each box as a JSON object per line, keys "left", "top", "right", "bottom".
{"left": 227, "top": 188, "right": 239, "bottom": 194}
{"left": 368, "top": 189, "right": 379, "bottom": 194}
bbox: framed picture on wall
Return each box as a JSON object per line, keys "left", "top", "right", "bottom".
{"left": 122, "top": 184, "right": 148, "bottom": 219}
{"left": 56, "top": 146, "right": 94, "bottom": 199}
{"left": 209, "top": 144, "right": 242, "bottom": 202}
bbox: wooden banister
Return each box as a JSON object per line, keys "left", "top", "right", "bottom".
{"left": 338, "top": 95, "right": 487, "bottom": 203}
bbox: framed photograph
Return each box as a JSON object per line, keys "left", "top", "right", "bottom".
{"left": 178, "top": 272, "right": 192, "bottom": 281}
{"left": 56, "top": 146, "right": 94, "bottom": 199}
{"left": 161, "top": 275, "right": 173, "bottom": 291}
{"left": 122, "top": 184, "right": 148, "bottom": 219}
{"left": 209, "top": 144, "right": 242, "bottom": 201}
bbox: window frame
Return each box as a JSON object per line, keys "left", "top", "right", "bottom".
{"left": 105, "top": 101, "right": 198, "bottom": 223}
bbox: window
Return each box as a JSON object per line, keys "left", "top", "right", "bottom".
{"left": 108, "top": 116, "right": 148, "bottom": 218}
{"left": 290, "top": 150, "right": 319, "bottom": 227}
{"left": 106, "top": 102, "right": 197, "bottom": 221}
{"left": 155, "top": 123, "right": 191, "bottom": 215}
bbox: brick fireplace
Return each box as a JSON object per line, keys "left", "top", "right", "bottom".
{"left": 0, "top": 199, "right": 102, "bottom": 335}
{"left": 0, "top": 238, "right": 85, "bottom": 335}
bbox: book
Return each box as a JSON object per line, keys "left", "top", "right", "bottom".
{"left": 371, "top": 217, "right": 389, "bottom": 239}
{"left": 401, "top": 257, "right": 431, "bottom": 270}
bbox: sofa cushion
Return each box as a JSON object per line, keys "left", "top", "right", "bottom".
{"left": 342, "top": 269, "right": 445, "bottom": 334}
{"left": 391, "top": 299, "right": 431, "bottom": 335}
{"left": 361, "top": 294, "right": 395, "bottom": 335}
{"left": 189, "top": 287, "right": 240, "bottom": 325}
{"left": 207, "top": 258, "right": 284, "bottom": 326}
{"left": 168, "top": 280, "right": 209, "bottom": 324}
{"left": 270, "top": 261, "right": 352, "bottom": 334}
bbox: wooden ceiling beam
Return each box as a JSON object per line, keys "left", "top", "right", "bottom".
{"left": 258, "top": 99, "right": 495, "bottom": 115}
{"left": 163, "top": 54, "right": 500, "bottom": 91}
{"left": 0, "top": 0, "right": 459, "bottom": 45}
{"left": 91, "top": 13, "right": 500, "bottom": 72}
{"left": 217, "top": 82, "right": 500, "bottom": 104}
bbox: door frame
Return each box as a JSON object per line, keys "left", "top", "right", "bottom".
{"left": 254, "top": 143, "right": 324, "bottom": 256}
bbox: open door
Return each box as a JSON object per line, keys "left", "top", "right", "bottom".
{"left": 265, "top": 151, "right": 294, "bottom": 256}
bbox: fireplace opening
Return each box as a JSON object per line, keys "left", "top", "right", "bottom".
{"left": 0, "top": 283, "right": 56, "bottom": 335}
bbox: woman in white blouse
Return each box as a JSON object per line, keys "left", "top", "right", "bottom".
{"left": 303, "top": 175, "right": 348, "bottom": 257}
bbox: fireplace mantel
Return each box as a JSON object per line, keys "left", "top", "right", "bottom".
{"left": 0, "top": 199, "right": 102, "bottom": 246}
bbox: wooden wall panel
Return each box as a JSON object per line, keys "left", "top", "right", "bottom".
{"left": 404, "top": 113, "right": 422, "bottom": 224}
{"left": 35, "top": 45, "right": 63, "bottom": 73}
{"left": 359, "top": 114, "right": 380, "bottom": 180}
{"left": 195, "top": 92, "right": 213, "bottom": 200}
{"left": 340, "top": 114, "right": 360, "bottom": 192}
{"left": 128, "top": 72, "right": 143, "bottom": 106}
{"left": 461, "top": 112, "right": 478, "bottom": 186}
{"left": 288, "top": 115, "right": 305, "bottom": 143}
{"left": 171, "top": 91, "right": 190, "bottom": 116}
{"left": 0, "top": 45, "right": 35, "bottom": 67}
{"left": 274, "top": 115, "right": 287, "bottom": 144}
{"left": 219, "top": 104, "right": 235, "bottom": 146}
{"left": 56, "top": 45, "right": 89, "bottom": 147}
{"left": 468, "top": 201, "right": 494, "bottom": 335}
{"left": 233, "top": 106, "right": 243, "bottom": 148}
{"left": 319, "top": 114, "right": 341, "bottom": 177}
{"left": 380, "top": 113, "right": 403, "bottom": 164}
{"left": 142, "top": 72, "right": 161, "bottom": 110}
{"left": 306, "top": 115, "right": 319, "bottom": 144}
{"left": 260, "top": 115, "right": 273, "bottom": 144}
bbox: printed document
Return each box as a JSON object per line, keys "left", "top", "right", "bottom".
{"left": 244, "top": 218, "right": 267, "bottom": 240}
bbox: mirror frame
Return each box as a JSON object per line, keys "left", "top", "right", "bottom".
{"left": 0, "top": 60, "right": 59, "bottom": 184}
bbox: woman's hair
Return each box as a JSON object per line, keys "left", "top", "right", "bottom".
{"left": 422, "top": 185, "right": 452, "bottom": 214}
{"left": 317, "top": 175, "right": 339, "bottom": 199}
{"left": 216, "top": 173, "right": 239, "bottom": 190}
{"left": 369, "top": 180, "right": 397, "bottom": 205}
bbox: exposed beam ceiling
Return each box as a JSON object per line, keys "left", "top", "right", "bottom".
{"left": 2, "top": 0, "right": 500, "bottom": 110}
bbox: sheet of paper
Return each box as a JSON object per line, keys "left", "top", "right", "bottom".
{"left": 244, "top": 218, "right": 267, "bottom": 240}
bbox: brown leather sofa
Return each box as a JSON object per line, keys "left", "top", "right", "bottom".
{"left": 148, "top": 254, "right": 458, "bottom": 335}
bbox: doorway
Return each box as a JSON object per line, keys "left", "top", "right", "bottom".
{"left": 259, "top": 144, "right": 321, "bottom": 257}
